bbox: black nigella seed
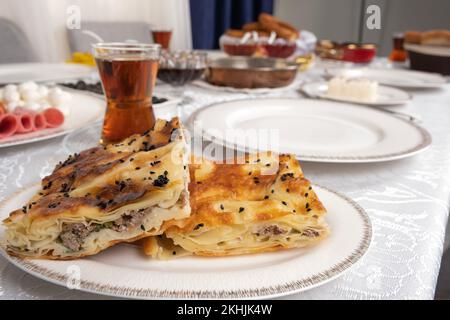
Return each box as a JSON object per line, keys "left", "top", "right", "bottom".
{"left": 307, "top": 208, "right": 312, "bottom": 212}
{"left": 172, "top": 251, "right": 177, "bottom": 255}
{"left": 164, "top": 170, "right": 168, "bottom": 175}
{"left": 265, "top": 163, "right": 271, "bottom": 167}
{"left": 197, "top": 181, "right": 202, "bottom": 184}
{"left": 306, "top": 203, "right": 310, "bottom": 209}
{"left": 140, "top": 225, "right": 145, "bottom": 231}
{"left": 256, "top": 159, "right": 261, "bottom": 162}
{"left": 304, "top": 193, "right": 309, "bottom": 197}
{"left": 149, "top": 171, "right": 155, "bottom": 174}
{"left": 282, "top": 201, "right": 287, "bottom": 206}
{"left": 286, "top": 189, "right": 290, "bottom": 193}
{"left": 293, "top": 209, "right": 296, "bottom": 213}
{"left": 135, "top": 167, "right": 141, "bottom": 170}
{"left": 153, "top": 174, "right": 170, "bottom": 187}
{"left": 248, "top": 172, "right": 252, "bottom": 176}
{"left": 271, "top": 189, "right": 274, "bottom": 194}
{"left": 264, "top": 195, "right": 269, "bottom": 200}
{"left": 97, "top": 202, "right": 107, "bottom": 209}
{"left": 119, "top": 159, "right": 125, "bottom": 163}
{"left": 239, "top": 207, "right": 245, "bottom": 213}
{"left": 130, "top": 158, "right": 134, "bottom": 162}
{"left": 194, "top": 223, "right": 204, "bottom": 230}
{"left": 309, "top": 186, "right": 312, "bottom": 190}
{"left": 220, "top": 204, "right": 224, "bottom": 210}
{"left": 280, "top": 173, "right": 294, "bottom": 181}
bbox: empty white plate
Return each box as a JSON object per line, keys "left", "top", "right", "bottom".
{"left": 325, "top": 68, "right": 447, "bottom": 89}
{"left": 0, "top": 183, "right": 371, "bottom": 299}
{"left": 301, "top": 81, "right": 412, "bottom": 106}
{"left": 189, "top": 98, "right": 431, "bottom": 163}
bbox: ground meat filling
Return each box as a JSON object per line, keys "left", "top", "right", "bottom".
{"left": 301, "top": 229, "right": 320, "bottom": 238}
{"left": 59, "top": 208, "right": 151, "bottom": 251}
{"left": 258, "top": 225, "right": 287, "bottom": 236}
{"left": 59, "top": 223, "right": 95, "bottom": 251}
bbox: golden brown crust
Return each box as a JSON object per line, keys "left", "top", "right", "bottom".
{"left": 225, "top": 29, "right": 246, "bottom": 38}
{"left": 143, "top": 153, "right": 328, "bottom": 258}
{"left": 5, "top": 117, "right": 181, "bottom": 223}
{"left": 421, "top": 29, "right": 450, "bottom": 46}
{"left": 258, "top": 13, "right": 299, "bottom": 40}
{"left": 3, "top": 117, "right": 190, "bottom": 259}
{"left": 404, "top": 31, "right": 423, "bottom": 44}
{"left": 242, "top": 22, "right": 261, "bottom": 32}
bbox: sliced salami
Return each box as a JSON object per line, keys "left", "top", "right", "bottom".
{"left": 13, "top": 107, "right": 47, "bottom": 131}
{"left": 15, "top": 112, "right": 33, "bottom": 133}
{"left": 41, "top": 108, "right": 64, "bottom": 128}
{"left": 0, "top": 113, "right": 19, "bottom": 139}
{"left": 33, "top": 113, "right": 47, "bottom": 130}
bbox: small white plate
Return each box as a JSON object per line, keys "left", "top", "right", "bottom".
{"left": 189, "top": 98, "right": 431, "bottom": 163}
{"left": 325, "top": 68, "right": 447, "bottom": 89}
{"left": 301, "top": 81, "right": 412, "bottom": 106}
{"left": 192, "top": 79, "right": 299, "bottom": 94}
{"left": 0, "top": 90, "right": 105, "bottom": 148}
{"left": 0, "top": 63, "right": 96, "bottom": 84}
{"left": 0, "top": 183, "right": 371, "bottom": 299}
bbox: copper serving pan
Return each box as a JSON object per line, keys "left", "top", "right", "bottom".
{"left": 205, "top": 57, "right": 298, "bottom": 89}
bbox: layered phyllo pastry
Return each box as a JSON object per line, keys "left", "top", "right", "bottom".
{"left": 143, "top": 153, "right": 329, "bottom": 259}
{"left": 3, "top": 118, "right": 190, "bottom": 259}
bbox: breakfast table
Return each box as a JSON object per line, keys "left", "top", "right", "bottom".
{"left": 0, "top": 58, "right": 449, "bottom": 300}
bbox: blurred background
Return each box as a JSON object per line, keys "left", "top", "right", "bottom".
{"left": 0, "top": 0, "right": 448, "bottom": 300}
{"left": 0, "top": 0, "right": 449, "bottom": 63}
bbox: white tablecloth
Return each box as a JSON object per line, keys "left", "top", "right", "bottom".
{"left": 1, "top": 64, "right": 449, "bottom": 300}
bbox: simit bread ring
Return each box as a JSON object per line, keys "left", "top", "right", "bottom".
{"left": 242, "top": 22, "right": 261, "bottom": 32}
{"left": 404, "top": 31, "right": 422, "bottom": 44}
{"left": 258, "top": 13, "right": 299, "bottom": 41}
{"left": 225, "top": 29, "right": 247, "bottom": 38}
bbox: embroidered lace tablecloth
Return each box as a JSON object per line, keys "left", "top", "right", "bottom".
{"left": 0, "top": 63, "right": 449, "bottom": 300}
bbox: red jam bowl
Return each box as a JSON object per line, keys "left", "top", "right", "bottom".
{"left": 262, "top": 42, "right": 297, "bottom": 58}
{"left": 342, "top": 44, "right": 377, "bottom": 63}
{"left": 222, "top": 43, "right": 258, "bottom": 56}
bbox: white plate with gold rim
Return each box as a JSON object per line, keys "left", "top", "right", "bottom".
{"left": 0, "top": 183, "right": 371, "bottom": 299}
{"left": 189, "top": 98, "right": 431, "bottom": 163}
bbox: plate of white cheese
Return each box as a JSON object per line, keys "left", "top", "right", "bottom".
{"left": 301, "top": 76, "right": 412, "bottom": 106}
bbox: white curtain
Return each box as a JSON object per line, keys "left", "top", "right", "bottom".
{"left": 0, "top": 0, "right": 192, "bottom": 62}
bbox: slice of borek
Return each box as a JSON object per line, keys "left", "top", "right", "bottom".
{"left": 3, "top": 118, "right": 191, "bottom": 259}
{"left": 142, "top": 153, "right": 329, "bottom": 259}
